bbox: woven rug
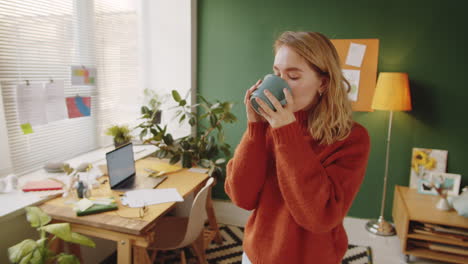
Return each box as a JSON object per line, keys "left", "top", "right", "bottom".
{"left": 152, "top": 224, "right": 373, "bottom": 264}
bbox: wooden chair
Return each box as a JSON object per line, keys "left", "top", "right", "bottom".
{"left": 148, "top": 177, "right": 215, "bottom": 264}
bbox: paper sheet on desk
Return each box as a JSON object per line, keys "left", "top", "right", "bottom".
{"left": 120, "top": 188, "right": 184, "bottom": 208}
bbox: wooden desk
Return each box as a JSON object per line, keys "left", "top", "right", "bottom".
{"left": 39, "top": 157, "right": 213, "bottom": 264}
{"left": 392, "top": 185, "right": 468, "bottom": 264}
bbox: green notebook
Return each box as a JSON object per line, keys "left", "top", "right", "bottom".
{"left": 76, "top": 202, "right": 118, "bottom": 216}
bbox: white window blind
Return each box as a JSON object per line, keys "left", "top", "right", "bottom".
{"left": 94, "top": 0, "right": 143, "bottom": 145}
{"left": 144, "top": 0, "right": 195, "bottom": 140}
{"left": 0, "top": 0, "right": 142, "bottom": 175}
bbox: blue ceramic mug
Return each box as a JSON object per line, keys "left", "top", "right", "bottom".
{"left": 250, "top": 74, "right": 292, "bottom": 114}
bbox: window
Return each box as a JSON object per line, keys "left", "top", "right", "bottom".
{"left": 0, "top": 0, "right": 143, "bottom": 175}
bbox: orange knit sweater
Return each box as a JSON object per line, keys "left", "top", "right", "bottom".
{"left": 225, "top": 110, "right": 370, "bottom": 264}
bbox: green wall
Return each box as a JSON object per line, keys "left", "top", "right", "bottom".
{"left": 198, "top": 0, "right": 468, "bottom": 219}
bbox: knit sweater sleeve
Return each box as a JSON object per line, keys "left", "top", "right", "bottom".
{"left": 225, "top": 122, "right": 269, "bottom": 210}
{"left": 271, "top": 121, "right": 370, "bottom": 233}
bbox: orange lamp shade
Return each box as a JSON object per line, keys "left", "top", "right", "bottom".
{"left": 371, "top": 72, "right": 412, "bottom": 111}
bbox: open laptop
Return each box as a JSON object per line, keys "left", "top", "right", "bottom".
{"left": 105, "top": 143, "right": 167, "bottom": 191}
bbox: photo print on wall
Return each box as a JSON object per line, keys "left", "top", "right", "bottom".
{"left": 409, "top": 148, "right": 448, "bottom": 189}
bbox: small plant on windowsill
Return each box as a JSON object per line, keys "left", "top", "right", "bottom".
{"left": 105, "top": 124, "right": 133, "bottom": 148}
{"left": 138, "top": 90, "right": 237, "bottom": 178}
{"left": 8, "top": 207, "right": 95, "bottom": 264}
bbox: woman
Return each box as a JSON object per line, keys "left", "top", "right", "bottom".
{"left": 225, "top": 31, "right": 371, "bottom": 264}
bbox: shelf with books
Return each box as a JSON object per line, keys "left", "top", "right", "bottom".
{"left": 407, "top": 232, "right": 468, "bottom": 248}
{"left": 392, "top": 185, "right": 468, "bottom": 264}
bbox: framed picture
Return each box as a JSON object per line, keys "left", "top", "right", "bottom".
{"left": 409, "top": 148, "right": 448, "bottom": 189}
{"left": 418, "top": 172, "right": 462, "bottom": 196}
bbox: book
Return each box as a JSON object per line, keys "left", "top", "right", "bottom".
{"left": 412, "top": 228, "right": 466, "bottom": 242}
{"left": 409, "top": 240, "right": 468, "bottom": 256}
{"left": 22, "top": 179, "right": 63, "bottom": 192}
{"left": 424, "top": 223, "right": 468, "bottom": 238}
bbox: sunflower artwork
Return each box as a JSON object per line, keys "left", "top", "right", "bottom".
{"left": 409, "top": 148, "right": 448, "bottom": 189}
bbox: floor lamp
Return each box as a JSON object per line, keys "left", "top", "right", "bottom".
{"left": 366, "top": 72, "right": 412, "bottom": 236}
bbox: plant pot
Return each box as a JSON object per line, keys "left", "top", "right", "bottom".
{"left": 114, "top": 140, "right": 130, "bottom": 149}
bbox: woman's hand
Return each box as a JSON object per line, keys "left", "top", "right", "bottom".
{"left": 245, "top": 79, "right": 266, "bottom": 123}
{"left": 255, "top": 88, "right": 296, "bottom": 129}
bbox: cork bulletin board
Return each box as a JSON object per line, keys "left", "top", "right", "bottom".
{"left": 331, "top": 39, "right": 379, "bottom": 112}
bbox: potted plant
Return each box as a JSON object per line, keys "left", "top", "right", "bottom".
{"left": 105, "top": 125, "right": 133, "bottom": 148}
{"left": 8, "top": 206, "right": 95, "bottom": 264}
{"left": 137, "top": 90, "right": 237, "bottom": 178}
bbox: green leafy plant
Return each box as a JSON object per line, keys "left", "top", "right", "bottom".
{"left": 137, "top": 90, "right": 237, "bottom": 177}
{"left": 8, "top": 207, "right": 95, "bottom": 264}
{"left": 138, "top": 88, "right": 165, "bottom": 127}
{"left": 105, "top": 125, "right": 132, "bottom": 148}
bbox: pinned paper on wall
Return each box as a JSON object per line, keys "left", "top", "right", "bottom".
{"left": 66, "top": 96, "right": 91, "bottom": 118}
{"left": 331, "top": 38, "right": 379, "bottom": 111}
{"left": 20, "top": 123, "right": 34, "bottom": 135}
{"left": 17, "top": 83, "right": 47, "bottom": 126}
{"left": 45, "top": 80, "right": 67, "bottom": 123}
{"left": 71, "top": 66, "right": 96, "bottom": 85}
{"left": 342, "top": 69, "right": 361, "bottom": 102}
{"left": 345, "top": 43, "right": 367, "bottom": 68}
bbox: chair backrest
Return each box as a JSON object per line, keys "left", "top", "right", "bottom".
{"left": 176, "top": 177, "right": 214, "bottom": 248}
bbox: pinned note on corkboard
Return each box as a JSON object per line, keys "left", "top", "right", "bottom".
{"left": 331, "top": 39, "right": 379, "bottom": 112}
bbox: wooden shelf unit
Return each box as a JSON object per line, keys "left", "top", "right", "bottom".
{"left": 392, "top": 185, "right": 468, "bottom": 264}
{"left": 405, "top": 247, "right": 467, "bottom": 264}
{"left": 407, "top": 233, "right": 468, "bottom": 248}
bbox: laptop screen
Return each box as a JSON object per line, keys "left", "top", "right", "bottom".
{"left": 106, "top": 143, "right": 136, "bottom": 188}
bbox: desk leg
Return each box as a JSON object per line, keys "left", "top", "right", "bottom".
{"left": 48, "top": 234, "right": 64, "bottom": 254}
{"left": 133, "top": 246, "right": 151, "bottom": 264}
{"left": 206, "top": 186, "right": 223, "bottom": 245}
{"left": 117, "top": 239, "right": 131, "bottom": 264}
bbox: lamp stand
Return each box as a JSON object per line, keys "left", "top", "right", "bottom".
{"left": 365, "top": 110, "right": 396, "bottom": 236}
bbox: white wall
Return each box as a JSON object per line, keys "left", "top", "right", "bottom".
{"left": 142, "top": 0, "right": 195, "bottom": 139}
{"left": 0, "top": 83, "right": 12, "bottom": 176}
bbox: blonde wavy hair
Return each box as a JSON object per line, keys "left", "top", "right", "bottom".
{"left": 274, "top": 31, "right": 354, "bottom": 145}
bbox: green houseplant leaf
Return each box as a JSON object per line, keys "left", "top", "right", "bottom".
{"left": 41, "top": 223, "right": 72, "bottom": 241}
{"left": 172, "top": 90, "right": 181, "bottom": 102}
{"left": 18, "top": 252, "right": 33, "bottom": 264}
{"left": 215, "top": 158, "right": 226, "bottom": 165}
{"left": 8, "top": 239, "right": 37, "bottom": 263}
{"left": 25, "top": 206, "right": 51, "bottom": 228}
{"left": 137, "top": 89, "right": 237, "bottom": 179}
{"left": 8, "top": 206, "right": 95, "bottom": 264}
{"left": 56, "top": 253, "right": 80, "bottom": 264}
{"left": 69, "top": 232, "right": 96, "bottom": 248}
{"left": 41, "top": 223, "right": 96, "bottom": 248}
{"left": 27, "top": 248, "right": 43, "bottom": 264}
